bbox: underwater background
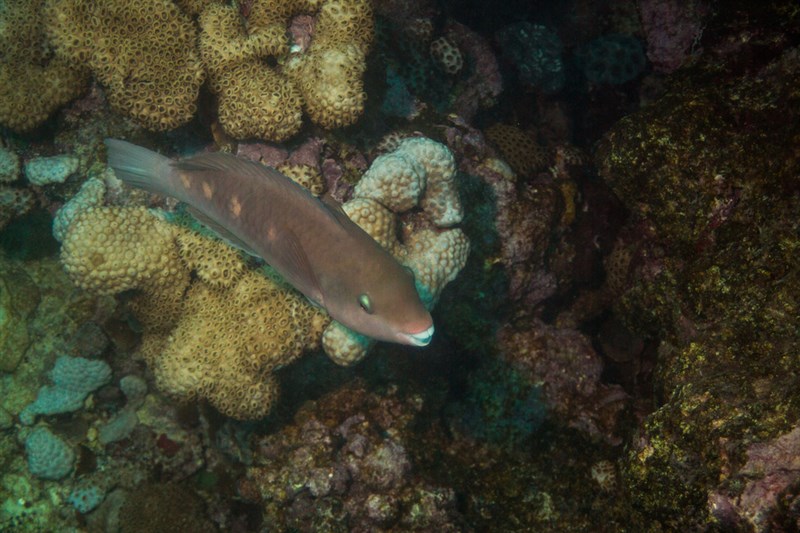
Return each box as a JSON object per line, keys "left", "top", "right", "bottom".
{"left": 1, "top": 0, "right": 799, "bottom": 531}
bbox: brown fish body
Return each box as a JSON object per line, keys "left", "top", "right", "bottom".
{"left": 104, "top": 140, "right": 434, "bottom": 346}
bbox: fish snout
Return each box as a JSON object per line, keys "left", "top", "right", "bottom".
{"left": 399, "top": 324, "right": 435, "bottom": 347}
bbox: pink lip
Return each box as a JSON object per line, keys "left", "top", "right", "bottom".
{"left": 399, "top": 324, "right": 435, "bottom": 346}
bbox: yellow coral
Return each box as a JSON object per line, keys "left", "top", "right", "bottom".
{"left": 60, "top": 206, "right": 185, "bottom": 296}
{"left": 199, "top": 0, "right": 372, "bottom": 141}
{"left": 60, "top": 206, "right": 189, "bottom": 331}
{"left": 0, "top": 0, "right": 88, "bottom": 132}
{"left": 199, "top": 2, "right": 303, "bottom": 141}
{"left": 61, "top": 206, "right": 329, "bottom": 420}
{"left": 45, "top": 0, "right": 204, "bottom": 131}
{"left": 284, "top": 0, "right": 373, "bottom": 129}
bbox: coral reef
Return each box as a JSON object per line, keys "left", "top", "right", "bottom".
{"left": 497, "top": 320, "right": 627, "bottom": 445}
{"left": 0, "top": 0, "right": 89, "bottom": 132}
{"left": 45, "top": 0, "right": 205, "bottom": 131}
{"left": 4, "top": 2, "right": 798, "bottom": 531}
{"left": 639, "top": 0, "right": 707, "bottom": 73}
{"left": 60, "top": 138, "right": 468, "bottom": 417}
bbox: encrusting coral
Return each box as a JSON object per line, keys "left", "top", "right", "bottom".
{"left": 0, "top": 0, "right": 88, "bottom": 132}
{"left": 61, "top": 138, "right": 468, "bottom": 419}
{"left": 45, "top": 0, "right": 205, "bottom": 131}
{"left": 199, "top": 0, "right": 373, "bottom": 141}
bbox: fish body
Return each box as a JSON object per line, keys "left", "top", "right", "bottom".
{"left": 104, "top": 139, "right": 434, "bottom": 346}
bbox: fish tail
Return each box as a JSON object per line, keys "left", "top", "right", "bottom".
{"left": 104, "top": 139, "right": 175, "bottom": 198}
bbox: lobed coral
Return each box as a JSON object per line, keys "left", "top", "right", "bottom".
{"left": 0, "top": 147, "right": 20, "bottom": 183}
{"left": 45, "top": 0, "right": 205, "bottom": 131}
{"left": 199, "top": 0, "right": 373, "bottom": 142}
{"left": 0, "top": 0, "right": 88, "bottom": 132}
{"left": 199, "top": 2, "right": 304, "bottom": 142}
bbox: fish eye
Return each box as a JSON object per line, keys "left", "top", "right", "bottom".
{"left": 358, "top": 293, "right": 373, "bottom": 314}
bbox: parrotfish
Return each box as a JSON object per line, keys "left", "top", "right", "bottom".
{"left": 104, "top": 139, "right": 434, "bottom": 346}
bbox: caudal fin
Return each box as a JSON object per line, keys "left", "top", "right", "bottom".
{"left": 104, "top": 139, "right": 175, "bottom": 198}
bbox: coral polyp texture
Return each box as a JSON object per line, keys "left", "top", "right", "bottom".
{"left": 0, "top": 0, "right": 88, "bottom": 132}
{"left": 60, "top": 138, "right": 468, "bottom": 419}
{"left": 199, "top": 0, "right": 373, "bottom": 141}
{"left": 45, "top": 0, "right": 205, "bottom": 131}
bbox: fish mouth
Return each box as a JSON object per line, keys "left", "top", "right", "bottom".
{"left": 400, "top": 324, "right": 435, "bottom": 347}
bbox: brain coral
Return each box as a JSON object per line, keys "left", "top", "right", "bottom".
{"left": 61, "top": 138, "right": 468, "bottom": 419}
{"left": 0, "top": 0, "right": 88, "bottom": 132}
{"left": 199, "top": 0, "right": 373, "bottom": 141}
{"left": 45, "top": 0, "right": 205, "bottom": 131}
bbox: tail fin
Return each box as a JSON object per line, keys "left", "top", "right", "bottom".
{"left": 104, "top": 139, "right": 175, "bottom": 198}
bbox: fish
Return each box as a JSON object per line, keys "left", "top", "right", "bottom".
{"left": 104, "top": 139, "right": 434, "bottom": 346}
